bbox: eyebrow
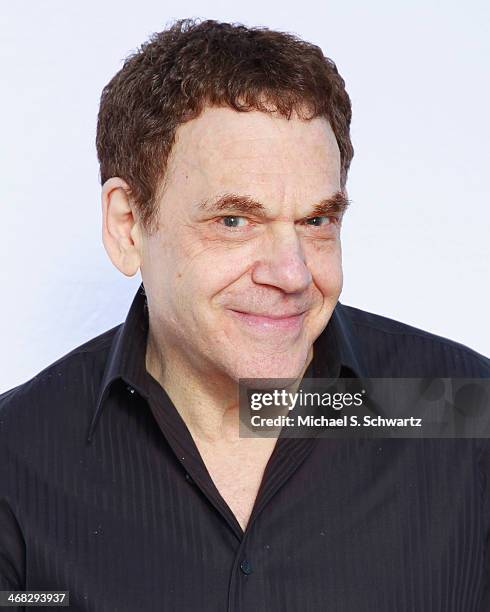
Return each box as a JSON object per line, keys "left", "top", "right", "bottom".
{"left": 196, "top": 191, "right": 350, "bottom": 217}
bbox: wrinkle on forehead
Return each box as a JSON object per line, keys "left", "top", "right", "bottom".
{"left": 170, "top": 107, "right": 340, "bottom": 170}
{"left": 162, "top": 107, "right": 342, "bottom": 218}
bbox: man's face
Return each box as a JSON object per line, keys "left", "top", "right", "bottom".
{"left": 140, "top": 106, "right": 344, "bottom": 382}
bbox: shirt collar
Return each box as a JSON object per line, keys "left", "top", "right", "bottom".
{"left": 86, "top": 283, "right": 367, "bottom": 443}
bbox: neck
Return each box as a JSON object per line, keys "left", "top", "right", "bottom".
{"left": 145, "top": 326, "right": 313, "bottom": 445}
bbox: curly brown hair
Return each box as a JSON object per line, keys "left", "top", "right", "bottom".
{"left": 96, "top": 18, "right": 354, "bottom": 233}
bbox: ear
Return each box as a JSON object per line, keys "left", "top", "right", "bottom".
{"left": 101, "top": 177, "right": 143, "bottom": 277}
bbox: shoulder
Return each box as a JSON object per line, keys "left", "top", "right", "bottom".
{"left": 337, "top": 303, "right": 489, "bottom": 377}
{"left": 0, "top": 324, "right": 121, "bottom": 439}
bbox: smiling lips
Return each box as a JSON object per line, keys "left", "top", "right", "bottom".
{"left": 229, "top": 308, "right": 307, "bottom": 331}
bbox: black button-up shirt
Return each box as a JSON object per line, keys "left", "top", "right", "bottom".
{"left": 1, "top": 283, "right": 489, "bottom": 611}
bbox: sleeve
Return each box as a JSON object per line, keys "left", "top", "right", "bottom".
{"left": 479, "top": 438, "right": 490, "bottom": 610}
{"left": 0, "top": 392, "right": 26, "bottom": 609}
{"left": 0, "top": 499, "right": 25, "bottom": 590}
{"left": 0, "top": 500, "right": 26, "bottom": 612}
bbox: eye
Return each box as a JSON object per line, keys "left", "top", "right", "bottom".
{"left": 220, "top": 216, "right": 249, "bottom": 228}
{"left": 304, "top": 216, "right": 335, "bottom": 227}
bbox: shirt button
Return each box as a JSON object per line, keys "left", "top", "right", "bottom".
{"left": 240, "top": 559, "right": 253, "bottom": 575}
{"left": 126, "top": 385, "right": 135, "bottom": 395}
{"left": 185, "top": 473, "right": 194, "bottom": 484}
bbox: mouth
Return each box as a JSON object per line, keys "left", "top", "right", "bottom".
{"left": 228, "top": 309, "right": 307, "bottom": 331}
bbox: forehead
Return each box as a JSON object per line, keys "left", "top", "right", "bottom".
{"left": 166, "top": 106, "right": 341, "bottom": 193}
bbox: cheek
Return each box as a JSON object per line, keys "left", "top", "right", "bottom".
{"left": 305, "top": 241, "right": 343, "bottom": 298}
{"left": 173, "top": 238, "right": 255, "bottom": 298}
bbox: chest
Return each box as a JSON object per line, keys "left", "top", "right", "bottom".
{"left": 194, "top": 438, "right": 278, "bottom": 531}
{"left": 21, "top": 435, "right": 486, "bottom": 611}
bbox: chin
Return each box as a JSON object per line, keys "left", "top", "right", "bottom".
{"left": 229, "top": 352, "right": 309, "bottom": 383}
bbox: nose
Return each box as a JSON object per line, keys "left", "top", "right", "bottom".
{"left": 251, "top": 222, "right": 312, "bottom": 294}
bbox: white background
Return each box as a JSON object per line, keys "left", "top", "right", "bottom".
{"left": 1, "top": 1, "right": 488, "bottom": 391}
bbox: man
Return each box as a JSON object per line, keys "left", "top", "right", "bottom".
{"left": 1, "top": 18, "right": 489, "bottom": 612}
